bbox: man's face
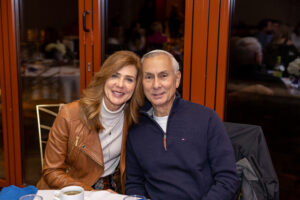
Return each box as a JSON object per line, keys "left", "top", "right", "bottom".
{"left": 142, "top": 54, "right": 181, "bottom": 116}
{"left": 265, "top": 21, "right": 273, "bottom": 34}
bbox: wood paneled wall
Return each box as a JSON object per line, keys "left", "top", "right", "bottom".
{"left": 183, "top": 0, "right": 231, "bottom": 120}
{"left": 79, "top": 0, "right": 102, "bottom": 89}
{"left": 0, "top": 0, "right": 22, "bottom": 186}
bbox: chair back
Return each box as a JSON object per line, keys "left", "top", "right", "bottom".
{"left": 224, "top": 122, "right": 279, "bottom": 200}
{"left": 36, "top": 104, "right": 64, "bottom": 167}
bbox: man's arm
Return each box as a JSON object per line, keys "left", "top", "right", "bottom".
{"left": 203, "top": 112, "right": 239, "bottom": 200}
{"left": 125, "top": 133, "right": 147, "bottom": 196}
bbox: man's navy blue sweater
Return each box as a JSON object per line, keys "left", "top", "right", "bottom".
{"left": 125, "top": 96, "right": 238, "bottom": 200}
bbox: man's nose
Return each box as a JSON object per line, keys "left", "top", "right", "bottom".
{"left": 153, "top": 78, "right": 161, "bottom": 89}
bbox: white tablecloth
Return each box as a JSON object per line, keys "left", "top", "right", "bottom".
{"left": 37, "top": 190, "right": 127, "bottom": 200}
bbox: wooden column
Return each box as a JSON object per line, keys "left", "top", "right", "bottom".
{"left": 0, "top": 0, "right": 22, "bottom": 186}
{"left": 79, "top": 0, "right": 102, "bottom": 89}
{"left": 183, "top": 0, "right": 231, "bottom": 120}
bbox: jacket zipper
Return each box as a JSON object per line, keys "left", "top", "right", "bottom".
{"left": 69, "top": 135, "right": 79, "bottom": 156}
{"left": 163, "top": 134, "right": 167, "bottom": 151}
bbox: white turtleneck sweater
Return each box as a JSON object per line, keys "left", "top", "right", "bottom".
{"left": 99, "top": 99, "right": 125, "bottom": 177}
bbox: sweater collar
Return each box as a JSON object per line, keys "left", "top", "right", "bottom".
{"left": 101, "top": 98, "right": 125, "bottom": 120}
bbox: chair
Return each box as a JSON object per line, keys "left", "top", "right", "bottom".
{"left": 36, "top": 104, "right": 64, "bottom": 167}
{"left": 224, "top": 122, "right": 279, "bottom": 200}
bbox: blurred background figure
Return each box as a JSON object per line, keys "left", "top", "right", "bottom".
{"left": 264, "top": 24, "right": 299, "bottom": 74}
{"left": 127, "top": 22, "right": 146, "bottom": 56}
{"left": 271, "top": 19, "right": 281, "bottom": 35}
{"left": 41, "top": 28, "right": 66, "bottom": 61}
{"left": 229, "top": 37, "right": 286, "bottom": 95}
{"left": 168, "top": 4, "right": 184, "bottom": 39}
{"left": 291, "top": 22, "right": 300, "bottom": 52}
{"left": 106, "top": 23, "right": 125, "bottom": 56}
{"left": 254, "top": 19, "right": 274, "bottom": 50}
{"left": 146, "top": 21, "right": 167, "bottom": 51}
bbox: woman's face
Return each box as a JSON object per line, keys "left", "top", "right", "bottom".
{"left": 104, "top": 64, "right": 137, "bottom": 111}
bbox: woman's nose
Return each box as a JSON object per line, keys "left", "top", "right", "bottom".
{"left": 116, "top": 78, "right": 124, "bottom": 88}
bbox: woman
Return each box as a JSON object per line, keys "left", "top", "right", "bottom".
{"left": 264, "top": 24, "right": 299, "bottom": 72}
{"left": 37, "top": 51, "right": 144, "bottom": 193}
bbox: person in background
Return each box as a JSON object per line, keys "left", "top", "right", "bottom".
{"left": 229, "top": 37, "right": 287, "bottom": 95}
{"left": 125, "top": 49, "right": 238, "bottom": 200}
{"left": 271, "top": 19, "right": 281, "bottom": 35}
{"left": 146, "top": 21, "right": 168, "bottom": 51}
{"left": 128, "top": 22, "right": 146, "bottom": 56}
{"left": 291, "top": 22, "right": 300, "bottom": 52}
{"left": 254, "top": 19, "right": 274, "bottom": 50}
{"left": 40, "top": 28, "right": 66, "bottom": 61}
{"left": 264, "top": 24, "right": 299, "bottom": 73}
{"left": 37, "top": 51, "right": 144, "bottom": 193}
{"left": 106, "top": 22, "right": 125, "bottom": 56}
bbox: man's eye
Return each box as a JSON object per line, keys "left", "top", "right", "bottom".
{"left": 145, "top": 75, "right": 153, "bottom": 79}
{"left": 160, "top": 73, "right": 168, "bottom": 78}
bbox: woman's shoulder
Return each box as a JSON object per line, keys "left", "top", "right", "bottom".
{"left": 59, "top": 100, "right": 81, "bottom": 121}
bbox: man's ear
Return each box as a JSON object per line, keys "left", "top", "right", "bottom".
{"left": 255, "top": 51, "right": 263, "bottom": 65}
{"left": 175, "top": 70, "right": 181, "bottom": 88}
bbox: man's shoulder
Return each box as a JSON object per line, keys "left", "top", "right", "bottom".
{"left": 177, "top": 98, "right": 215, "bottom": 116}
{"left": 130, "top": 114, "right": 151, "bottom": 132}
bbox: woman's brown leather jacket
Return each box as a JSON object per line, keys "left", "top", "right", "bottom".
{"left": 37, "top": 101, "right": 128, "bottom": 193}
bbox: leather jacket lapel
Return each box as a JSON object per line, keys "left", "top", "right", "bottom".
{"left": 80, "top": 128, "right": 104, "bottom": 166}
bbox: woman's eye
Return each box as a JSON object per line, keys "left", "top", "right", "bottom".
{"left": 126, "top": 78, "right": 134, "bottom": 83}
{"left": 112, "top": 74, "right": 118, "bottom": 78}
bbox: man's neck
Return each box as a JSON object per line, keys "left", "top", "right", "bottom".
{"left": 153, "top": 97, "right": 175, "bottom": 117}
{"left": 153, "top": 107, "right": 170, "bottom": 117}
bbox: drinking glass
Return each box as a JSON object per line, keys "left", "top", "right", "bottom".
{"left": 123, "top": 195, "right": 147, "bottom": 200}
{"left": 19, "top": 194, "right": 43, "bottom": 200}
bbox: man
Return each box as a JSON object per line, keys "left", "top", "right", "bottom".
{"left": 229, "top": 37, "right": 287, "bottom": 96}
{"left": 254, "top": 19, "right": 274, "bottom": 50}
{"left": 125, "top": 50, "right": 238, "bottom": 200}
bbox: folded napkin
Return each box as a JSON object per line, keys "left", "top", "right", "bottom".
{"left": 37, "top": 190, "right": 127, "bottom": 200}
{"left": 0, "top": 185, "right": 38, "bottom": 200}
{"left": 85, "top": 190, "right": 127, "bottom": 200}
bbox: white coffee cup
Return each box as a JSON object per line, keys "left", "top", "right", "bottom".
{"left": 54, "top": 186, "right": 84, "bottom": 200}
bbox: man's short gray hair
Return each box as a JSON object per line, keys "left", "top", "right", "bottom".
{"left": 141, "top": 49, "right": 179, "bottom": 73}
{"left": 232, "top": 37, "right": 262, "bottom": 66}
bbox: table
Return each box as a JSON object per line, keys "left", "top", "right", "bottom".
{"left": 37, "top": 190, "right": 127, "bottom": 200}
{"left": 281, "top": 77, "right": 300, "bottom": 96}
{"left": 22, "top": 64, "right": 80, "bottom": 103}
